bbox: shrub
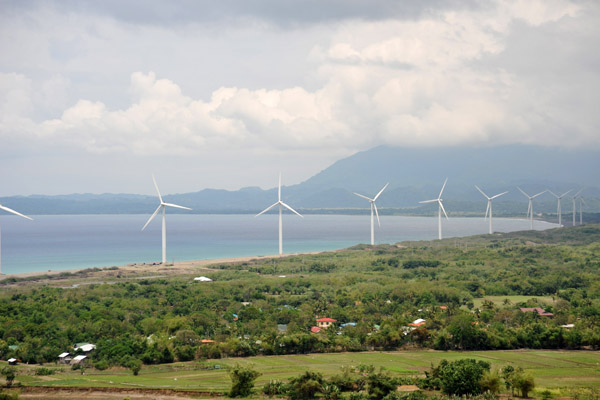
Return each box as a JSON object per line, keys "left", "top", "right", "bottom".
{"left": 229, "top": 364, "right": 261, "bottom": 397}
{"left": 0, "top": 367, "right": 16, "bottom": 387}
{"left": 34, "top": 367, "right": 55, "bottom": 376}
{"left": 288, "top": 371, "right": 324, "bottom": 400}
{"left": 93, "top": 360, "right": 109, "bottom": 371}
{"left": 263, "top": 380, "right": 287, "bottom": 397}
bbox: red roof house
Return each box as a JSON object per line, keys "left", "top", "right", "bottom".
{"left": 310, "top": 326, "right": 321, "bottom": 333}
{"left": 316, "top": 317, "right": 337, "bottom": 329}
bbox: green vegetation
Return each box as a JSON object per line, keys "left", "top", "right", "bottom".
{"left": 0, "top": 224, "right": 599, "bottom": 395}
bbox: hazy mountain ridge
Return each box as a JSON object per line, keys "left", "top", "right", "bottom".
{"left": 2, "top": 145, "right": 599, "bottom": 215}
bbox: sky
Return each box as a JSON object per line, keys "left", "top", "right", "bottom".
{"left": 1, "top": 0, "right": 599, "bottom": 196}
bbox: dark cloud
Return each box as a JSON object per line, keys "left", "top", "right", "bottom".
{"left": 1, "top": 0, "right": 481, "bottom": 26}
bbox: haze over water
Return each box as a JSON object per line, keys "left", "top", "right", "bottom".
{"left": 0, "top": 214, "right": 557, "bottom": 275}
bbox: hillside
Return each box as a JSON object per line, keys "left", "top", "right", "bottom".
{"left": 1, "top": 145, "right": 599, "bottom": 215}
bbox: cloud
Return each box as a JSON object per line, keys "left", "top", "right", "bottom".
{"left": 0, "top": 0, "right": 598, "bottom": 195}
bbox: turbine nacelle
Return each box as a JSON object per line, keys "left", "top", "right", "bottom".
{"left": 255, "top": 172, "right": 302, "bottom": 255}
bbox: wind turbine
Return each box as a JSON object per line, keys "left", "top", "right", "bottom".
{"left": 256, "top": 173, "right": 303, "bottom": 255}
{"left": 141, "top": 175, "right": 191, "bottom": 264}
{"left": 419, "top": 178, "right": 449, "bottom": 240}
{"left": 571, "top": 189, "right": 583, "bottom": 226}
{"left": 0, "top": 203, "right": 33, "bottom": 275}
{"left": 517, "top": 187, "right": 547, "bottom": 230}
{"left": 578, "top": 195, "right": 585, "bottom": 225}
{"left": 353, "top": 183, "right": 389, "bottom": 245}
{"left": 548, "top": 189, "right": 572, "bottom": 226}
{"left": 475, "top": 185, "right": 508, "bottom": 234}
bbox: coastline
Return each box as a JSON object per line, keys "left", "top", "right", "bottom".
{"left": 0, "top": 251, "right": 323, "bottom": 285}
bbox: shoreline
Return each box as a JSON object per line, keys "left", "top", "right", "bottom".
{"left": 0, "top": 251, "right": 324, "bottom": 284}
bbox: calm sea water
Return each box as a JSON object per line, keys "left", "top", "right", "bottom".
{"left": 0, "top": 214, "right": 556, "bottom": 275}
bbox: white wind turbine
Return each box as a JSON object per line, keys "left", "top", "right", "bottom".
{"left": 141, "top": 175, "right": 191, "bottom": 264}
{"left": 256, "top": 173, "right": 303, "bottom": 255}
{"left": 0, "top": 203, "right": 33, "bottom": 275}
{"left": 578, "top": 194, "right": 585, "bottom": 225}
{"left": 353, "top": 183, "right": 389, "bottom": 245}
{"left": 475, "top": 185, "right": 508, "bottom": 234}
{"left": 517, "top": 187, "right": 547, "bottom": 230}
{"left": 548, "top": 189, "right": 572, "bottom": 226}
{"left": 419, "top": 178, "right": 449, "bottom": 240}
{"left": 571, "top": 189, "right": 583, "bottom": 226}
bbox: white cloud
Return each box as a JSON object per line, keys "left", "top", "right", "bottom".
{"left": 0, "top": 0, "right": 598, "bottom": 194}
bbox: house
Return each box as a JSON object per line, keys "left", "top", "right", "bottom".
{"left": 316, "top": 317, "right": 336, "bottom": 329}
{"left": 310, "top": 326, "right": 321, "bottom": 333}
{"left": 519, "top": 307, "right": 554, "bottom": 317}
{"left": 71, "top": 355, "right": 87, "bottom": 365}
{"left": 194, "top": 276, "right": 212, "bottom": 282}
{"left": 409, "top": 318, "right": 426, "bottom": 327}
{"left": 7, "top": 358, "right": 17, "bottom": 366}
{"left": 74, "top": 343, "right": 96, "bottom": 353}
{"left": 277, "top": 324, "right": 288, "bottom": 333}
{"left": 201, "top": 339, "right": 216, "bottom": 344}
{"left": 58, "top": 352, "right": 72, "bottom": 364}
{"left": 340, "top": 322, "right": 357, "bottom": 328}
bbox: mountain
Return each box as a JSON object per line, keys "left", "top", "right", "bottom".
{"left": 1, "top": 145, "right": 599, "bottom": 215}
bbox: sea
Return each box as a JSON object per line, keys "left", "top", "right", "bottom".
{"left": 0, "top": 214, "right": 557, "bottom": 275}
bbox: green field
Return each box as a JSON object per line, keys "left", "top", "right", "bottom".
{"left": 471, "top": 296, "right": 556, "bottom": 310}
{"left": 8, "top": 350, "right": 600, "bottom": 395}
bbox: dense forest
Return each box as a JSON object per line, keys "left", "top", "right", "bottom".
{"left": 0, "top": 225, "right": 599, "bottom": 370}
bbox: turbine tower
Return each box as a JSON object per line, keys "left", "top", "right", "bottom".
{"left": 419, "top": 178, "right": 449, "bottom": 240}
{"left": 548, "top": 189, "right": 572, "bottom": 226}
{"left": 142, "top": 175, "right": 191, "bottom": 264}
{"left": 578, "top": 195, "right": 585, "bottom": 225}
{"left": 353, "top": 183, "right": 389, "bottom": 245}
{"left": 571, "top": 189, "right": 583, "bottom": 226}
{"left": 475, "top": 185, "right": 508, "bottom": 234}
{"left": 256, "top": 173, "right": 303, "bottom": 255}
{"left": 517, "top": 187, "right": 547, "bottom": 230}
{"left": 0, "top": 203, "right": 33, "bottom": 275}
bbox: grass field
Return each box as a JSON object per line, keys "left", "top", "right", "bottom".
{"left": 471, "top": 295, "right": 556, "bottom": 310}
{"left": 7, "top": 350, "right": 600, "bottom": 396}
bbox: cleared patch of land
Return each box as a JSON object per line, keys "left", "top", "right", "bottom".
{"left": 10, "top": 349, "right": 600, "bottom": 396}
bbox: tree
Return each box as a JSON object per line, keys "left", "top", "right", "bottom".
{"left": 435, "top": 358, "right": 491, "bottom": 395}
{"left": 288, "top": 371, "right": 324, "bottom": 400}
{"left": 1, "top": 367, "right": 16, "bottom": 387}
{"left": 513, "top": 373, "right": 535, "bottom": 398}
{"left": 229, "top": 364, "right": 261, "bottom": 397}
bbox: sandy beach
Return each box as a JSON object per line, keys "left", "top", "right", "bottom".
{"left": 0, "top": 251, "right": 324, "bottom": 286}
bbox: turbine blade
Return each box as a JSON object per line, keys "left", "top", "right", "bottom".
{"left": 439, "top": 200, "right": 448, "bottom": 219}
{"left": 532, "top": 190, "right": 547, "bottom": 198}
{"left": 354, "top": 192, "right": 373, "bottom": 201}
{"left": 281, "top": 201, "right": 303, "bottom": 218}
{"left": 474, "top": 185, "right": 489, "bottom": 199}
{"left": 419, "top": 199, "right": 437, "bottom": 204}
{"left": 573, "top": 189, "right": 583, "bottom": 198}
{"left": 517, "top": 187, "right": 529, "bottom": 198}
{"left": 142, "top": 205, "right": 162, "bottom": 231}
{"left": 0, "top": 205, "right": 33, "bottom": 220}
{"left": 163, "top": 203, "right": 192, "bottom": 210}
{"left": 548, "top": 190, "right": 558, "bottom": 198}
{"left": 490, "top": 191, "right": 508, "bottom": 200}
{"left": 485, "top": 202, "right": 490, "bottom": 220}
{"left": 438, "top": 178, "right": 448, "bottom": 199}
{"left": 373, "top": 183, "right": 389, "bottom": 201}
{"left": 560, "top": 189, "right": 572, "bottom": 198}
{"left": 373, "top": 202, "right": 381, "bottom": 227}
{"left": 256, "top": 202, "right": 278, "bottom": 217}
{"left": 152, "top": 174, "right": 163, "bottom": 204}
{"left": 527, "top": 201, "right": 532, "bottom": 218}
